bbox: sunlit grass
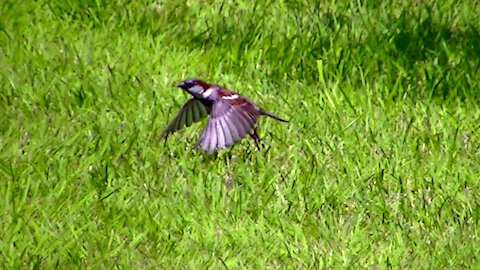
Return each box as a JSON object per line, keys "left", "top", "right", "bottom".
{"left": 1, "top": 0, "right": 480, "bottom": 268}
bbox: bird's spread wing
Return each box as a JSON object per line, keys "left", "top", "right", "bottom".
{"left": 162, "top": 98, "right": 209, "bottom": 137}
{"left": 196, "top": 97, "right": 260, "bottom": 153}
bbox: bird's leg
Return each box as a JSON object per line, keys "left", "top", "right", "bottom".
{"left": 249, "top": 128, "right": 264, "bottom": 150}
{"left": 162, "top": 134, "right": 169, "bottom": 147}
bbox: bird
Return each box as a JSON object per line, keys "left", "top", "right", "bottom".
{"left": 161, "top": 78, "right": 288, "bottom": 153}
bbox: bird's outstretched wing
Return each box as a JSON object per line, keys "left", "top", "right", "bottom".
{"left": 196, "top": 97, "right": 260, "bottom": 153}
{"left": 162, "top": 98, "right": 210, "bottom": 137}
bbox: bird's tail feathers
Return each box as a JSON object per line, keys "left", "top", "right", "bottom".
{"left": 260, "top": 110, "right": 288, "bottom": 122}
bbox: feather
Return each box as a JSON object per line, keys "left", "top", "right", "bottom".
{"left": 219, "top": 117, "right": 234, "bottom": 146}
{"left": 162, "top": 98, "right": 209, "bottom": 137}
{"left": 216, "top": 120, "right": 226, "bottom": 148}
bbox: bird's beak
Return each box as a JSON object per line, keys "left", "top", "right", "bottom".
{"left": 177, "top": 82, "right": 186, "bottom": 89}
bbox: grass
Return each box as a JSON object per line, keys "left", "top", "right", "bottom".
{"left": 1, "top": 0, "right": 480, "bottom": 268}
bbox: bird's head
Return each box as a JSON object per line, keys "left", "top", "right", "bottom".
{"left": 177, "top": 78, "right": 211, "bottom": 98}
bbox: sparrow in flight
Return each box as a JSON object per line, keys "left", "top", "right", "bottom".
{"left": 162, "top": 78, "right": 288, "bottom": 153}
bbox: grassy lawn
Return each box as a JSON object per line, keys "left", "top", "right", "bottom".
{"left": 1, "top": 0, "right": 480, "bottom": 268}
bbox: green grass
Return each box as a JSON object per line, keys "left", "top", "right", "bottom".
{"left": 1, "top": 0, "right": 480, "bottom": 268}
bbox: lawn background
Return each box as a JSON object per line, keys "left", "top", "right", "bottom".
{"left": 1, "top": 0, "right": 480, "bottom": 268}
